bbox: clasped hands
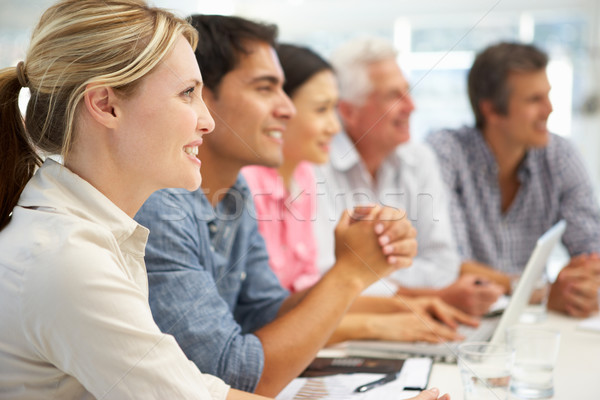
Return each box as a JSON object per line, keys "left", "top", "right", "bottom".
{"left": 334, "top": 204, "right": 417, "bottom": 288}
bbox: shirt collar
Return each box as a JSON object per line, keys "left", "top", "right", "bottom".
{"left": 247, "top": 166, "right": 287, "bottom": 200}
{"left": 471, "top": 128, "right": 499, "bottom": 175}
{"left": 330, "top": 131, "right": 415, "bottom": 172}
{"left": 395, "top": 141, "right": 420, "bottom": 168}
{"left": 471, "top": 127, "right": 535, "bottom": 182}
{"left": 17, "top": 159, "right": 147, "bottom": 253}
{"left": 518, "top": 148, "right": 535, "bottom": 182}
{"left": 196, "top": 172, "right": 253, "bottom": 221}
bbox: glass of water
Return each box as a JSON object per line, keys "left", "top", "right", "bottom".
{"left": 506, "top": 326, "right": 561, "bottom": 399}
{"left": 458, "top": 342, "right": 514, "bottom": 400}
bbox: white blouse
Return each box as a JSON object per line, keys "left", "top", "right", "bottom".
{"left": 0, "top": 159, "right": 229, "bottom": 399}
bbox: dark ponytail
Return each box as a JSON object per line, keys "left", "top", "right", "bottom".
{"left": 0, "top": 68, "right": 41, "bottom": 231}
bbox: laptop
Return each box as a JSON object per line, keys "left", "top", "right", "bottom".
{"left": 339, "top": 220, "right": 567, "bottom": 363}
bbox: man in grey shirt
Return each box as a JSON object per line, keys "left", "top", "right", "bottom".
{"left": 315, "top": 36, "right": 503, "bottom": 316}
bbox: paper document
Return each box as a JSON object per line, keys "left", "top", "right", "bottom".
{"left": 277, "top": 358, "right": 432, "bottom": 400}
{"left": 276, "top": 373, "right": 420, "bottom": 400}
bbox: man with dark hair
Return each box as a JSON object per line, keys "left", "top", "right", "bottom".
{"left": 427, "top": 41, "right": 600, "bottom": 317}
{"left": 467, "top": 42, "right": 549, "bottom": 130}
{"left": 192, "top": 14, "right": 278, "bottom": 92}
{"left": 134, "top": 15, "right": 425, "bottom": 398}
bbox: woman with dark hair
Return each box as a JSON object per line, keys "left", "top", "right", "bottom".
{"left": 242, "top": 44, "right": 475, "bottom": 346}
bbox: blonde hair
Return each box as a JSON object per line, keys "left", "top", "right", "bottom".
{"left": 0, "top": 0, "right": 198, "bottom": 230}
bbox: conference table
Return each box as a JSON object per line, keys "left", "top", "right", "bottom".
{"left": 427, "top": 311, "right": 600, "bottom": 399}
{"left": 298, "top": 311, "right": 600, "bottom": 400}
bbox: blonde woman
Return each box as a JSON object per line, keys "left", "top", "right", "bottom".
{"left": 0, "top": 1, "right": 272, "bottom": 399}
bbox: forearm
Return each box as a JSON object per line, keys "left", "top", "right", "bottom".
{"left": 253, "top": 265, "right": 364, "bottom": 397}
{"left": 255, "top": 207, "right": 416, "bottom": 396}
{"left": 396, "top": 286, "right": 441, "bottom": 298}
{"left": 348, "top": 296, "right": 408, "bottom": 314}
{"left": 460, "top": 260, "right": 511, "bottom": 293}
{"left": 276, "top": 288, "right": 310, "bottom": 316}
{"left": 396, "top": 285, "right": 467, "bottom": 314}
{"left": 326, "top": 313, "right": 374, "bottom": 345}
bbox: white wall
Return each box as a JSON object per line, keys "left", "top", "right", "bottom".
{"left": 2, "top": 0, "right": 600, "bottom": 190}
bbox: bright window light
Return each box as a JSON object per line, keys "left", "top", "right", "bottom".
{"left": 547, "top": 59, "right": 573, "bottom": 137}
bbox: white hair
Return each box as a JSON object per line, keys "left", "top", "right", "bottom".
{"left": 329, "top": 36, "right": 397, "bottom": 105}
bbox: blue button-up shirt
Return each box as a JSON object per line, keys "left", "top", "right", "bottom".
{"left": 135, "top": 174, "right": 289, "bottom": 392}
{"left": 427, "top": 126, "right": 600, "bottom": 275}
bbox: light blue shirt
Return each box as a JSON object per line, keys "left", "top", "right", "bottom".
{"left": 135, "top": 174, "right": 289, "bottom": 392}
{"left": 427, "top": 126, "right": 600, "bottom": 275}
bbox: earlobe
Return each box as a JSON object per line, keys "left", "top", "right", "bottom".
{"left": 83, "top": 85, "right": 119, "bottom": 129}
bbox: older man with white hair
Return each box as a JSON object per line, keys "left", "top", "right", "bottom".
{"left": 314, "top": 36, "right": 503, "bottom": 316}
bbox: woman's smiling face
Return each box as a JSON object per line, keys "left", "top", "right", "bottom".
{"left": 116, "top": 35, "right": 215, "bottom": 193}
{"left": 283, "top": 69, "right": 341, "bottom": 165}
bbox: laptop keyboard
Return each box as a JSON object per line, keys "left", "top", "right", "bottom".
{"left": 411, "top": 317, "right": 500, "bottom": 363}
{"left": 344, "top": 316, "right": 502, "bottom": 364}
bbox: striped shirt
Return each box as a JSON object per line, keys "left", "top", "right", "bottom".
{"left": 427, "top": 126, "right": 600, "bottom": 275}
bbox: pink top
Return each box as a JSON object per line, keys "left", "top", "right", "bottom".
{"left": 242, "top": 162, "right": 320, "bottom": 293}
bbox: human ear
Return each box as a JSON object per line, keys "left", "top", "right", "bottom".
{"left": 337, "top": 100, "right": 356, "bottom": 129}
{"left": 480, "top": 99, "right": 501, "bottom": 124}
{"left": 83, "top": 84, "right": 118, "bottom": 129}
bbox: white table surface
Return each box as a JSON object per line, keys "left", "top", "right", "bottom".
{"left": 427, "top": 311, "right": 600, "bottom": 399}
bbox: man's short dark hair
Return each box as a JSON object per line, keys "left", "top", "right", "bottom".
{"left": 468, "top": 42, "right": 548, "bottom": 129}
{"left": 189, "top": 14, "right": 278, "bottom": 94}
